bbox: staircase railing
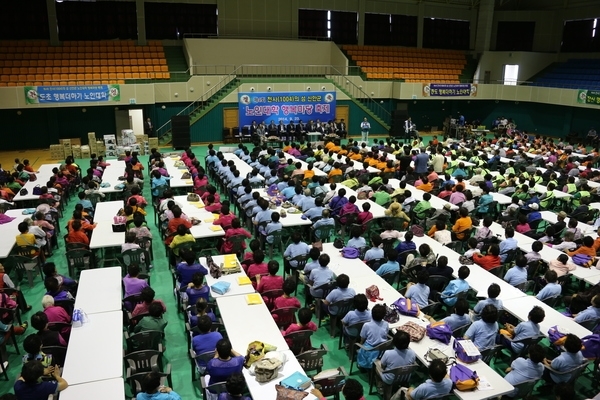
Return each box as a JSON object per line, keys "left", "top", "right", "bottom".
{"left": 328, "top": 66, "right": 392, "bottom": 126}
{"left": 157, "top": 64, "right": 394, "bottom": 139}
{"left": 156, "top": 66, "right": 244, "bottom": 139}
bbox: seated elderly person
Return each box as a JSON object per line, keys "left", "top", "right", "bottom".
{"left": 41, "top": 295, "right": 71, "bottom": 337}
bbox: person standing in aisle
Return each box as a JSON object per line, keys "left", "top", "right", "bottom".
{"left": 360, "top": 117, "right": 371, "bottom": 143}
{"left": 145, "top": 118, "right": 154, "bottom": 137}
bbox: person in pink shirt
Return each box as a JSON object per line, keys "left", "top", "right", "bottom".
{"left": 41, "top": 295, "right": 71, "bottom": 337}
{"left": 257, "top": 260, "right": 284, "bottom": 294}
{"left": 127, "top": 186, "right": 148, "bottom": 207}
{"left": 33, "top": 211, "right": 55, "bottom": 240}
{"left": 273, "top": 278, "right": 301, "bottom": 311}
{"left": 357, "top": 202, "right": 373, "bottom": 230}
{"left": 201, "top": 185, "right": 221, "bottom": 204}
{"left": 204, "top": 195, "right": 222, "bottom": 213}
{"left": 213, "top": 206, "right": 236, "bottom": 231}
{"left": 339, "top": 195, "right": 360, "bottom": 224}
{"left": 515, "top": 214, "right": 531, "bottom": 234}
{"left": 195, "top": 173, "right": 208, "bottom": 188}
{"left": 247, "top": 251, "right": 269, "bottom": 288}
{"left": 290, "top": 162, "right": 305, "bottom": 177}
{"left": 221, "top": 218, "right": 252, "bottom": 253}
{"left": 427, "top": 167, "right": 439, "bottom": 183}
{"left": 132, "top": 287, "right": 167, "bottom": 317}
{"left": 282, "top": 307, "right": 317, "bottom": 350}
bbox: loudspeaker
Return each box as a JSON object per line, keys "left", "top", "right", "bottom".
{"left": 171, "top": 116, "right": 190, "bottom": 149}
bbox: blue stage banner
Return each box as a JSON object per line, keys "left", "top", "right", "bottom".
{"left": 238, "top": 91, "right": 336, "bottom": 127}
{"left": 24, "top": 84, "right": 121, "bottom": 104}
{"left": 422, "top": 83, "right": 477, "bottom": 97}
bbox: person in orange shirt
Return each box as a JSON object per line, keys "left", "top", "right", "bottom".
{"left": 593, "top": 228, "right": 600, "bottom": 252}
{"left": 282, "top": 142, "right": 292, "bottom": 152}
{"left": 416, "top": 176, "right": 433, "bottom": 193}
{"left": 337, "top": 145, "right": 348, "bottom": 156}
{"left": 452, "top": 207, "right": 472, "bottom": 240}
{"left": 325, "top": 141, "right": 336, "bottom": 151}
{"left": 349, "top": 148, "right": 363, "bottom": 161}
{"left": 330, "top": 141, "right": 341, "bottom": 153}
{"left": 66, "top": 220, "right": 90, "bottom": 245}
{"left": 473, "top": 244, "right": 501, "bottom": 271}
{"left": 67, "top": 211, "right": 96, "bottom": 233}
{"left": 567, "top": 236, "right": 597, "bottom": 258}
{"left": 376, "top": 156, "right": 387, "bottom": 170}
{"left": 368, "top": 155, "right": 379, "bottom": 167}
{"left": 327, "top": 163, "right": 343, "bottom": 183}
{"left": 383, "top": 160, "right": 396, "bottom": 174}
{"left": 431, "top": 136, "right": 439, "bottom": 146}
{"left": 302, "top": 164, "right": 315, "bottom": 186}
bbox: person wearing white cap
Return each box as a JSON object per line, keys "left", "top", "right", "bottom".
{"left": 526, "top": 203, "right": 542, "bottom": 224}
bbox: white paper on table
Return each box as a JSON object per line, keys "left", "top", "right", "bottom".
{"left": 458, "top": 340, "right": 481, "bottom": 357}
{"left": 476, "top": 377, "right": 493, "bottom": 391}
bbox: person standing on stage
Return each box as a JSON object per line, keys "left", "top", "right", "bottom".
{"left": 360, "top": 117, "right": 371, "bottom": 143}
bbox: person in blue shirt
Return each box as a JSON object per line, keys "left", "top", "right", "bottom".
{"left": 472, "top": 283, "right": 503, "bottom": 320}
{"left": 394, "top": 231, "right": 416, "bottom": 264}
{"left": 341, "top": 294, "right": 371, "bottom": 342}
{"left": 377, "top": 330, "right": 417, "bottom": 385}
{"left": 284, "top": 231, "right": 311, "bottom": 269}
{"left": 357, "top": 304, "right": 390, "bottom": 369}
{"left": 312, "top": 209, "right": 335, "bottom": 240}
{"left": 253, "top": 199, "right": 273, "bottom": 234}
{"left": 405, "top": 269, "right": 430, "bottom": 307}
{"left": 308, "top": 254, "right": 334, "bottom": 298}
{"left": 77, "top": 191, "right": 94, "bottom": 213}
{"left": 291, "top": 186, "right": 305, "bottom": 205}
{"left": 323, "top": 274, "right": 356, "bottom": 316}
{"left": 303, "top": 198, "right": 324, "bottom": 221}
{"left": 296, "top": 189, "right": 316, "bottom": 212}
{"left": 375, "top": 249, "right": 400, "bottom": 276}
{"left": 503, "top": 344, "right": 546, "bottom": 398}
{"left": 264, "top": 212, "right": 283, "bottom": 244}
{"left": 498, "top": 306, "right": 544, "bottom": 354}
{"left": 464, "top": 304, "right": 499, "bottom": 350}
{"left": 233, "top": 144, "right": 244, "bottom": 157}
{"left": 573, "top": 294, "right": 600, "bottom": 324}
{"left": 543, "top": 334, "right": 585, "bottom": 384}
{"left": 266, "top": 170, "right": 278, "bottom": 185}
{"left": 476, "top": 186, "right": 494, "bottom": 215}
{"left": 440, "top": 298, "right": 471, "bottom": 331}
{"left": 503, "top": 256, "right": 528, "bottom": 287}
{"left": 192, "top": 315, "right": 223, "bottom": 370}
{"left": 451, "top": 162, "right": 468, "bottom": 178}
{"left": 14, "top": 360, "right": 69, "bottom": 400}
{"left": 440, "top": 266, "right": 470, "bottom": 306}
{"left": 499, "top": 226, "right": 518, "bottom": 263}
{"left": 364, "top": 235, "right": 384, "bottom": 262}
{"left": 280, "top": 180, "right": 297, "bottom": 200}
{"left": 536, "top": 270, "right": 562, "bottom": 301}
{"left": 402, "top": 359, "right": 452, "bottom": 400}
{"left": 151, "top": 170, "right": 170, "bottom": 197}
{"left": 346, "top": 225, "right": 366, "bottom": 249}
{"left": 301, "top": 247, "right": 321, "bottom": 284}
{"left": 218, "top": 373, "right": 252, "bottom": 400}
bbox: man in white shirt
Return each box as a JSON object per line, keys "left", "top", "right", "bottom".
{"left": 430, "top": 149, "right": 445, "bottom": 174}
{"left": 360, "top": 117, "right": 371, "bottom": 143}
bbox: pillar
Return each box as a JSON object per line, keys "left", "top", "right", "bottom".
{"left": 417, "top": 2, "right": 424, "bottom": 48}
{"left": 136, "top": 0, "right": 147, "bottom": 46}
{"left": 474, "top": 0, "right": 495, "bottom": 53}
{"left": 358, "top": 0, "right": 366, "bottom": 45}
{"left": 46, "top": 0, "right": 59, "bottom": 46}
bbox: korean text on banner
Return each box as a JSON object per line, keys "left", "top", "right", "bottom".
{"left": 422, "top": 83, "right": 477, "bottom": 97}
{"left": 24, "top": 85, "right": 121, "bottom": 104}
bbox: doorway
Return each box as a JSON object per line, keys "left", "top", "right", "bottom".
{"left": 129, "top": 109, "right": 145, "bottom": 135}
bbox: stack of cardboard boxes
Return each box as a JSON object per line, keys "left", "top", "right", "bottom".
{"left": 81, "top": 145, "right": 91, "bottom": 158}
{"left": 50, "top": 144, "right": 64, "bottom": 160}
{"left": 71, "top": 145, "right": 82, "bottom": 159}
{"left": 96, "top": 140, "right": 106, "bottom": 157}
{"left": 60, "top": 139, "right": 72, "bottom": 158}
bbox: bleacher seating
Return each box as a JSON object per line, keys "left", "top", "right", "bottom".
{"left": 341, "top": 44, "right": 466, "bottom": 82}
{"left": 0, "top": 39, "right": 170, "bottom": 87}
{"left": 531, "top": 59, "right": 600, "bottom": 90}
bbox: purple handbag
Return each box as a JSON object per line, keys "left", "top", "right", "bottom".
{"left": 453, "top": 339, "right": 481, "bottom": 363}
{"left": 426, "top": 322, "right": 453, "bottom": 345}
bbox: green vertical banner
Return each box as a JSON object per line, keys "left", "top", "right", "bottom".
{"left": 577, "top": 89, "right": 600, "bottom": 105}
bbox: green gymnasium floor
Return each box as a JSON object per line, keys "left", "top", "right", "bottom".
{"left": 0, "top": 137, "right": 596, "bottom": 399}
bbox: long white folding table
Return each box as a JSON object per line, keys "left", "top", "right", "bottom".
{"left": 0, "top": 209, "right": 30, "bottom": 258}
{"left": 171, "top": 195, "right": 227, "bottom": 239}
{"left": 61, "top": 310, "right": 123, "bottom": 385}
{"left": 89, "top": 201, "right": 126, "bottom": 250}
{"left": 223, "top": 153, "right": 265, "bottom": 180}
{"left": 98, "top": 160, "right": 127, "bottom": 195}
{"left": 200, "top": 255, "right": 256, "bottom": 298}
{"left": 74, "top": 267, "right": 122, "bottom": 314}
{"left": 389, "top": 179, "right": 459, "bottom": 211}
{"left": 59, "top": 377, "right": 125, "bottom": 400}
{"left": 281, "top": 152, "right": 327, "bottom": 176}
{"left": 252, "top": 189, "right": 312, "bottom": 228}
{"left": 540, "top": 211, "right": 597, "bottom": 237}
{"left": 13, "top": 163, "right": 62, "bottom": 203}
{"left": 163, "top": 155, "right": 194, "bottom": 189}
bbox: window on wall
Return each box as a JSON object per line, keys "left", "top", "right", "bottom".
{"left": 0, "top": 0, "right": 49, "bottom": 40}
{"left": 298, "top": 9, "right": 328, "bottom": 39}
{"left": 391, "top": 14, "right": 418, "bottom": 47}
{"left": 56, "top": 1, "right": 137, "bottom": 41}
{"left": 330, "top": 10, "right": 358, "bottom": 44}
{"left": 423, "top": 18, "right": 470, "bottom": 50}
{"left": 496, "top": 21, "right": 535, "bottom": 51}
{"left": 561, "top": 18, "right": 600, "bottom": 52}
{"left": 364, "top": 13, "right": 391, "bottom": 45}
{"left": 298, "top": 9, "right": 357, "bottom": 43}
{"left": 145, "top": 3, "right": 218, "bottom": 40}
{"left": 503, "top": 65, "right": 519, "bottom": 85}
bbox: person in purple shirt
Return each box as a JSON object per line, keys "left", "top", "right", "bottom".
{"left": 176, "top": 249, "right": 208, "bottom": 289}
{"left": 185, "top": 272, "right": 210, "bottom": 305}
{"left": 206, "top": 339, "right": 245, "bottom": 386}
{"left": 328, "top": 188, "right": 348, "bottom": 217}
{"left": 123, "top": 264, "right": 149, "bottom": 298}
{"left": 44, "top": 277, "right": 73, "bottom": 302}
{"left": 42, "top": 262, "right": 77, "bottom": 295}
{"left": 394, "top": 231, "right": 417, "bottom": 264}
{"left": 218, "top": 373, "right": 252, "bottom": 400}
